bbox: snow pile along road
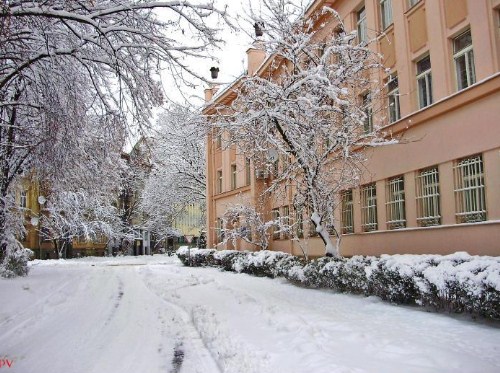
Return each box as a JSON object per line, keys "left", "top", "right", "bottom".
{"left": 0, "top": 255, "right": 499, "bottom": 373}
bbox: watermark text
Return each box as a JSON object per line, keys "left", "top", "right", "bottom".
{"left": 0, "top": 359, "right": 13, "bottom": 369}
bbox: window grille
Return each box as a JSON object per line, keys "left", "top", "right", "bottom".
{"left": 361, "top": 183, "right": 378, "bottom": 231}
{"left": 357, "top": 6, "right": 368, "bottom": 44}
{"left": 386, "top": 176, "right": 406, "bottom": 229}
{"left": 453, "top": 30, "right": 476, "bottom": 91}
{"left": 387, "top": 74, "right": 400, "bottom": 123}
{"left": 380, "top": 0, "right": 393, "bottom": 30}
{"left": 341, "top": 190, "right": 354, "bottom": 234}
{"left": 416, "top": 56, "right": 433, "bottom": 108}
{"left": 416, "top": 167, "right": 441, "bottom": 226}
{"left": 454, "top": 155, "right": 486, "bottom": 223}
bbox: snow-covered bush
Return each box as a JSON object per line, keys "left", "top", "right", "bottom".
{"left": 176, "top": 247, "right": 217, "bottom": 267}
{"left": 417, "top": 253, "right": 500, "bottom": 319}
{"left": 213, "top": 250, "right": 247, "bottom": 271}
{"left": 286, "top": 257, "right": 333, "bottom": 288}
{"left": 0, "top": 246, "right": 34, "bottom": 278}
{"left": 324, "top": 256, "right": 374, "bottom": 294}
{"left": 368, "top": 255, "right": 426, "bottom": 304}
{"left": 232, "top": 250, "right": 301, "bottom": 278}
{"left": 177, "top": 248, "right": 500, "bottom": 320}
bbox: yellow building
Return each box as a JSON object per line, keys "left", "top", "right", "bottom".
{"left": 171, "top": 203, "right": 205, "bottom": 248}
{"left": 16, "top": 179, "right": 106, "bottom": 259}
{"left": 204, "top": 0, "right": 500, "bottom": 257}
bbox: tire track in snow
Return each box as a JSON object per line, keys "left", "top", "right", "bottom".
{"left": 137, "top": 265, "right": 269, "bottom": 373}
{"left": 135, "top": 266, "right": 226, "bottom": 373}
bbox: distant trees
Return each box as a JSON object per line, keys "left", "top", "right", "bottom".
{"left": 139, "top": 105, "right": 207, "bottom": 244}
{"left": 209, "top": 0, "right": 394, "bottom": 257}
{"left": 0, "top": 1, "right": 230, "bottom": 274}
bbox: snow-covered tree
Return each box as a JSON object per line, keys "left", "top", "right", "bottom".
{"left": 0, "top": 1, "right": 230, "bottom": 271}
{"left": 140, "top": 104, "right": 206, "bottom": 243}
{"left": 209, "top": 1, "right": 394, "bottom": 257}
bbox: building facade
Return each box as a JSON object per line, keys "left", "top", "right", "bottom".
{"left": 204, "top": 0, "right": 500, "bottom": 257}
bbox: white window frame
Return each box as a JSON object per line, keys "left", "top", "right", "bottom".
{"left": 453, "top": 30, "right": 476, "bottom": 91}
{"left": 357, "top": 6, "right": 368, "bottom": 44}
{"left": 361, "top": 183, "right": 378, "bottom": 232}
{"left": 387, "top": 74, "right": 400, "bottom": 123}
{"left": 454, "top": 155, "right": 486, "bottom": 223}
{"left": 386, "top": 176, "right": 406, "bottom": 229}
{"left": 416, "top": 56, "right": 432, "bottom": 109}
{"left": 341, "top": 190, "right": 354, "bottom": 234}
{"left": 380, "top": 0, "right": 393, "bottom": 30}
{"left": 416, "top": 167, "right": 441, "bottom": 226}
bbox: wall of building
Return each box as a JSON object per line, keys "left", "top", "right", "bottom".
{"left": 205, "top": 0, "right": 500, "bottom": 257}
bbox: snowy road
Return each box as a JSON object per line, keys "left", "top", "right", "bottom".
{"left": 1, "top": 256, "right": 499, "bottom": 373}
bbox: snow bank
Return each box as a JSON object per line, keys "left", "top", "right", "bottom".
{"left": 177, "top": 248, "right": 500, "bottom": 320}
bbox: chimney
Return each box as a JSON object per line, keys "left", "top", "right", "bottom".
{"left": 204, "top": 85, "right": 219, "bottom": 102}
{"left": 246, "top": 42, "right": 266, "bottom": 76}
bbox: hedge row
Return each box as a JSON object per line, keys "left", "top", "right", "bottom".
{"left": 177, "top": 248, "right": 500, "bottom": 320}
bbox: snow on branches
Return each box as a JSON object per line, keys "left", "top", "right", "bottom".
{"left": 208, "top": 1, "right": 397, "bottom": 256}
{"left": 139, "top": 104, "right": 206, "bottom": 241}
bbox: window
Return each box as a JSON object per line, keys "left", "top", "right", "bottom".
{"left": 454, "top": 155, "right": 486, "bottom": 223}
{"left": 362, "top": 93, "right": 373, "bottom": 133}
{"left": 408, "top": 0, "right": 420, "bottom": 9}
{"left": 272, "top": 208, "right": 281, "bottom": 240}
{"left": 453, "top": 30, "right": 476, "bottom": 91}
{"left": 386, "top": 176, "right": 406, "bottom": 229}
{"left": 387, "top": 74, "right": 400, "bottom": 123}
{"left": 341, "top": 190, "right": 354, "bottom": 234}
{"left": 416, "top": 167, "right": 441, "bottom": 226}
{"left": 215, "top": 133, "right": 222, "bottom": 149}
{"left": 361, "top": 183, "right": 378, "bottom": 231}
{"left": 216, "top": 170, "right": 223, "bottom": 194}
{"left": 216, "top": 218, "right": 224, "bottom": 244}
{"left": 282, "top": 206, "right": 290, "bottom": 238}
{"left": 416, "top": 55, "right": 433, "bottom": 108}
{"left": 357, "top": 6, "right": 368, "bottom": 44}
{"left": 380, "top": 0, "right": 393, "bottom": 30}
{"left": 272, "top": 157, "right": 279, "bottom": 177}
{"left": 245, "top": 158, "right": 251, "bottom": 186}
{"left": 231, "top": 164, "right": 237, "bottom": 190}
{"left": 295, "top": 209, "right": 304, "bottom": 238}
{"left": 19, "top": 190, "right": 27, "bottom": 209}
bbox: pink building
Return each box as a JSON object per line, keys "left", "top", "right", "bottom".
{"left": 204, "top": 0, "right": 500, "bottom": 257}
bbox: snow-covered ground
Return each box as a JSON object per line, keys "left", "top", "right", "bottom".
{"left": 1, "top": 255, "right": 499, "bottom": 373}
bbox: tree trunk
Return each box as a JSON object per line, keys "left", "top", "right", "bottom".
{"left": 310, "top": 211, "right": 339, "bottom": 257}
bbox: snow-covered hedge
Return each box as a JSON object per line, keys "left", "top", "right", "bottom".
{"left": 176, "top": 248, "right": 500, "bottom": 320}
